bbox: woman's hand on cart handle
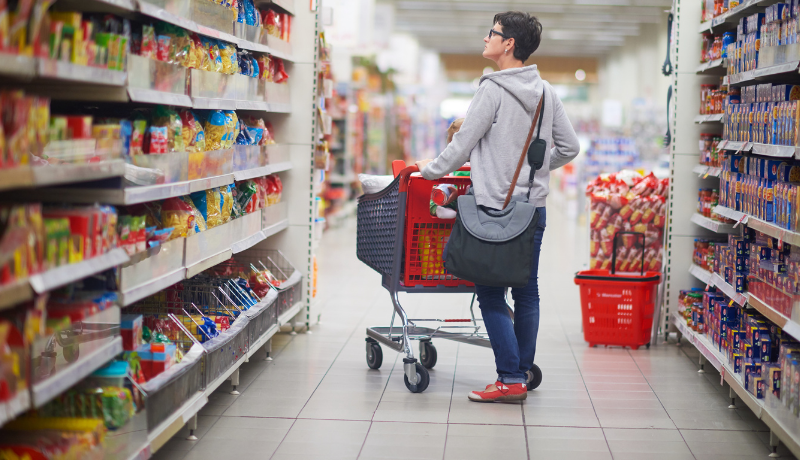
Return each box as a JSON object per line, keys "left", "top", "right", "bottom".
{"left": 415, "top": 159, "right": 433, "bottom": 172}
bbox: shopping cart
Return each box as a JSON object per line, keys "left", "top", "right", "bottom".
{"left": 357, "top": 160, "right": 543, "bottom": 393}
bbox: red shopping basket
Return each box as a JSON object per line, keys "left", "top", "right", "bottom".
{"left": 574, "top": 232, "right": 661, "bottom": 350}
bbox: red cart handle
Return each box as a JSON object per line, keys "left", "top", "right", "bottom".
{"left": 392, "top": 160, "right": 471, "bottom": 193}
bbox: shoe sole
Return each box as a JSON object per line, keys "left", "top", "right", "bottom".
{"left": 468, "top": 392, "right": 528, "bottom": 403}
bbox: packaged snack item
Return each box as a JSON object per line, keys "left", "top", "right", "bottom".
{"left": 222, "top": 111, "right": 239, "bottom": 149}
{"left": 145, "top": 126, "right": 168, "bottom": 154}
{"left": 236, "top": 180, "right": 257, "bottom": 211}
{"left": 152, "top": 106, "right": 184, "bottom": 152}
{"left": 264, "top": 9, "right": 281, "bottom": 37}
{"left": 204, "top": 110, "right": 227, "bottom": 151}
{"left": 161, "top": 197, "right": 195, "bottom": 238}
{"left": 190, "top": 189, "right": 222, "bottom": 228}
{"left": 271, "top": 57, "right": 289, "bottom": 83}
{"left": 181, "top": 196, "right": 207, "bottom": 233}
{"left": 219, "top": 185, "right": 233, "bottom": 223}
{"left": 141, "top": 24, "right": 156, "bottom": 58}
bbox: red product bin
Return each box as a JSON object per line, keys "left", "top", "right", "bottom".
{"left": 574, "top": 232, "right": 661, "bottom": 350}
{"left": 401, "top": 169, "right": 472, "bottom": 288}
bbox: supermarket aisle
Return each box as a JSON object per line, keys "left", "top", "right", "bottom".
{"left": 153, "top": 205, "right": 795, "bottom": 460}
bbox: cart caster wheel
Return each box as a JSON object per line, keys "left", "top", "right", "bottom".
{"left": 366, "top": 340, "right": 383, "bottom": 370}
{"left": 63, "top": 345, "right": 79, "bottom": 363}
{"left": 646, "top": 343, "right": 651, "bottom": 349}
{"left": 420, "top": 340, "right": 437, "bottom": 369}
{"left": 404, "top": 363, "right": 430, "bottom": 393}
{"left": 526, "top": 364, "right": 543, "bottom": 391}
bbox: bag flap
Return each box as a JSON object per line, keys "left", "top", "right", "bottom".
{"left": 456, "top": 195, "right": 537, "bottom": 242}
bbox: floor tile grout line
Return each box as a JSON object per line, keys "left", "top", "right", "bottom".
{"left": 625, "top": 347, "right": 697, "bottom": 460}
{"left": 556, "top": 303, "right": 613, "bottom": 459}
{"left": 356, "top": 350, "right": 401, "bottom": 459}
{"left": 520, "top": 403, "right": 531, "bottom": 460}
{"left": 442, "top": 342, "right": 461, "bottom": 460}
{"left": 266, "top": 294, "right": 376, "bottom": 459}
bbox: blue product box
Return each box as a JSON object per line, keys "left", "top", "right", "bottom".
{"left": 735, "top": 273, "right": 747, "bottom": 292}
{"left": 763, "top": 160, "right": 789, "bottom": 180}
{"left": 756, "top": 377, "right": 765, "bottom": 399}
{"left": 731, "top": 155, "right": 744, "bottom": 173}
{"left": 734, "top": 353, "right": 744, "bottom": 373}
{"left": 761, "top": 338, "right": 772, "bottom": 362}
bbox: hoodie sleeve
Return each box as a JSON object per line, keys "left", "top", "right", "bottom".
{"left": 549, "top": 90, "right": 581, "bottom": 171}
{"left": 421, "top": 83, "right": 498, "bottom": 180}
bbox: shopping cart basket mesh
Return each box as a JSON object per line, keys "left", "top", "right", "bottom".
{"left": 357, "top": 175, "right": 401, "bottom": 278}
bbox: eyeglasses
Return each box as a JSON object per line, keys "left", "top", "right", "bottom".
{"left": 488, "top": 28, "right": 510, "bottom": 40}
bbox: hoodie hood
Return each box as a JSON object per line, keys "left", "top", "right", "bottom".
{"left": 480, "top": 65, "right": 543, "bottom": 113}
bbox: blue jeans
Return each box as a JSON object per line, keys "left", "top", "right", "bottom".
{"left": 475, "top": 207, "right": 546, "bottom": 384}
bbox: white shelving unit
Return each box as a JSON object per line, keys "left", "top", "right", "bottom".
{"left": 0, "top": 0, "right": 319, "bottom": 454}
{"left": 669, "top": 0, "right": 800, "bottom": 454}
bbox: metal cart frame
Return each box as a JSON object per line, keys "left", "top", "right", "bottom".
{"left": 356, "top": 163, "right": 542, "bottom": 393}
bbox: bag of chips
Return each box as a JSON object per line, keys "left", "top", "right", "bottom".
{"left": 181, "top": 196, "right": 207, "bottom": 233}
{"left": 190, "top": 189, "right": 223, "bottom": 228}
{"left": 161, "top": 197, "right": 195, "bottom": 238}
{"left": 219, "top": 185, "right": 233, "bottom": 223}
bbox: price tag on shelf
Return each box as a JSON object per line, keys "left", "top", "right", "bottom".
{"left": 703, "top": 171, "right": 710, "bottom": 179}
{"left": 778, "top": 231, "right": 784, "bottom": 251}
{"left": 734, "top": 215, "right": 746, "bottom": 228}
{"left": 729, "top": 299, "right": 735, "bottom": 308}
{"left": 705, "top": 284, "right": 711, "bottom": 291}
{"left": 721, "top": 366, "right": 725, "bottom": 386}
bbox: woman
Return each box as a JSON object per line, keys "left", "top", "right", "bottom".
{"left": 416, "top": 11, "right": 580, "bottom": 403}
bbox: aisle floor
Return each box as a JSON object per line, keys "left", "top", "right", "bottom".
{"left": 154, "top": 206, "right": 797, "bottom": 460}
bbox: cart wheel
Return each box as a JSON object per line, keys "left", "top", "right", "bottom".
{"left": 404, "top": 363, "right": 430, "bottom": 393}
{"left": 420, "top": 340, "right": 437, "bottom": 369}
{"left": 63, "top": 345, "right": 79, "bottom": 363}
{"left": 526, "top": 364, "right": 543, "bottom": 391}
{"left": 646, "top": 343, "right": 651, "bottom": 349}
{"left": 366, "top": 341, "right": 382, "bottom": 369}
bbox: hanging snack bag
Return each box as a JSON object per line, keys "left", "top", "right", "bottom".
{"left": 204, "top": 110, "right": 227, "bottom": 151}
{"left": 161, "top": 197, "right": 196, "bottom": 238}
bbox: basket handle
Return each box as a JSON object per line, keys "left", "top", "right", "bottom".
{"left": 611, "top": 231, "right": 646, "bottom": 276}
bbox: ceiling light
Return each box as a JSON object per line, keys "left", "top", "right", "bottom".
{"left": 575, "top": 69, "right": 587, "bottom": 81}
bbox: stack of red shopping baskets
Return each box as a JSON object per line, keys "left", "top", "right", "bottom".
{"left": 574, "top": 232, "right": 661, "bottom": 350}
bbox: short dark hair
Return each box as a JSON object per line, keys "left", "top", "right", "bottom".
{"left": 493, "top": 11, "right": 542, "bottom": 62}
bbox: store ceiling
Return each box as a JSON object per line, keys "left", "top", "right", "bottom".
{"left": 383, "top": 0, "right": 672, "bottom": 57}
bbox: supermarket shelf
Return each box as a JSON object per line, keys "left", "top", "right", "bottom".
{"left": 689, "top": 263, "right": 715, "bottom": 286}
{"left": 0, "top": 280, "right": 33, "bottom": 311}
{"left": 185, "top": 249, "right": 232, "bottom": 279}
{"left": 0, "top": 391, "right": 31, "bottom": 429}
{"left": 120, "top": 268, "right": 186, "bottom": 307}
{"left": 31, "top": 336, "right": 124, "bottom": 408}
{"left": 0, "top": 52, "right": 37, "bottom": 78}
{"left": 0, "top": 160, "right": 126, "bottom": 193}
{"left": 247, "top": 324, "right": 279, "bottom": 360}
{"left": 230, "top": 230, "right": 267, "bottom": 254}
{"left": 128, "top": 87, "right": 193, "bottom": 107}
{"left": 37, "top": 59, "right": 126, "bottom": 86}
{"left": 691, "top": 213, "right": 738, "bottom": 234}
{"left": 29, "top": 248, "right": 130, "bottom": 294}
{"left": 692, "top": 165, "right": 722, "bottom": 177}
{"left": 671, "top": 312, "right": 723, "bottom": 372}
{"left": 147, "top": 391, "right": 207, "bottom": 453}
{"left": 693, "top": 113, "right": 724, "bottom": 124}
{"left": 714, "top": 205, "right": 800, "bottom": 246}
{"left": 710, "top": 272, "right": 748, "bottom": 306}
{"left": 672, "top": 312, "right": 800, "bottom": 458}
{"left": 698, "top": 0, "right": 764, "bottom": 32}
{"left": 720, "top": 140, "right": 752, "bottom": 152}
{"left": 747, "top": 293, "right": 800, "bottom": 341}
{"left": 262, "top": 218, "right": 289, "bottom": 239}
{"left": 695, "top": 58, "right": 727, "bottom": 74}
{"left": 751, "top": 143, "right": 800, "bottom": 159}
{"left": 192, "top": 97, "right": 236, "bottom": 111}
{"left": 748, "top": 216, "right": 800, "bottom": 246}
{"left": 31, "top": 163, "right": 288, "bottom": 205}
{"left": 105, "top": 410, "right": 149, "bottom": 460}
{"left": 278, "top": 301, "right": 303, "bottom": 326}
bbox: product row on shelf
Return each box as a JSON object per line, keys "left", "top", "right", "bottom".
{"left": 0, "top": 0, "right": 318, "bottom": 456}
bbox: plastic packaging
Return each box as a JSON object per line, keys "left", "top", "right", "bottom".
{"left": 219, "top": 185, "right": 233, "bottom": 223}
{"left": 190, "top": 189, "right": 222, "bottom": 228}
{"left": 180, "top": 110, "right": 205, "bottom": 152}
{"left": 181, "top": 196, "right": 207, "bottom": 233}
{"left": 204, "top": 110, "right": 227, "bottom": 151}
{"left": 161, "top": 197, "right": 195, "bottom": 238}
{"left": 359, "top": 174, "right": 394, "bottom": 195}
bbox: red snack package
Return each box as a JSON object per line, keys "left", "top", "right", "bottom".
{"left": 629, "top": 199, "right": 645, "bottom": 225}
{"left": 600, "top": 228, "right": 613, "bottom": 255}
{"left": 590, "top": 230, "right": 600, "bottom": 257}
{"left": 589, "top": 201, "right": 604, "bottom": 229}
{"left": 272, "top": 57, "right": 289, "bottom": 83}
{"left": 640, "top": 196, "right": 660, "bottom": 224}
{"left": 597, "top": 206, "right": 613, "bottom": 231}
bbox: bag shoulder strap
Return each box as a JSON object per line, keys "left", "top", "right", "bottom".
{"left": 502, "top": 91, "right": 545, "bottom": 210}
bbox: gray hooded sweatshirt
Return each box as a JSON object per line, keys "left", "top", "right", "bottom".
{"left": 421, "top": 65, "right": 580, "bottom": 210}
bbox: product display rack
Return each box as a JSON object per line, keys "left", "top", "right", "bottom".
{"left": 0, "top": 0, "right": 319, "bottom": 457}
{"left": 669, "top": 0, "right": 800, "bottom": 454}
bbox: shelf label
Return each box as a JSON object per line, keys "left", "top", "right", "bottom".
{"left": 734, "top": 215, "right": 746, "bottom": 228}
{"left": 721, "top": 366, "right": 725, "bottom": 386}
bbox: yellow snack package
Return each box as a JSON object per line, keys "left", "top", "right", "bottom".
{"left": 219, "top": 185, "right": 233, "bottom": 223}
{"left": 206, "top": 188, "right": 223, "bottom": 228}
{"left": 162, "top": 198, "right": 196, "bottom": 239}
{"left": 204, "top": 110, "right": 226, "bottom": 151}
{"left": 181, "top": 196, "right": 207, "bottom": 232}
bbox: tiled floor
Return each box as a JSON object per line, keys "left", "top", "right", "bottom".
{"left": 152, "top": 207, "right": 797, "bottom": 460}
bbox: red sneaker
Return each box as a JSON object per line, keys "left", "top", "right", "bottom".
{"left": 468, "top": 381, "right": 527, "bottom": 402}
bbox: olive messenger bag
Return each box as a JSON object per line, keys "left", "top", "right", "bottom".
{"left": 444, "top": 90, "right": 546, "bottom": 288}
